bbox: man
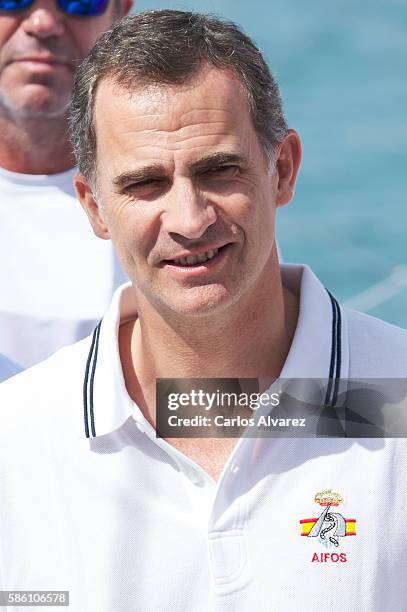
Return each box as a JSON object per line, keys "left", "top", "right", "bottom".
{"left": 1, "top": 11, "right": 407, "bottom": 611}
{"left": 0, "top": 0, "right": 131, "bottom": 368}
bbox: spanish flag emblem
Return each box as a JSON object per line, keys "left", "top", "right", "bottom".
{"left": 299, "top": 490, "right": 356, "bottom": 546}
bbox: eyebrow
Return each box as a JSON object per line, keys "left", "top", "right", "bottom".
{"left": 112, "top": 164, "right": 166, "bottom": 191}
{"left": 112, "top": 152, "right": 249, "bottom": 191}
{"left": 189, "top": 152, "right": 249, "bottom": 174}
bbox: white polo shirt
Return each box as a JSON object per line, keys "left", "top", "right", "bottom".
{"left": 0, "top": 166, "right": 127, "bottom": 368}
{"left": 0, "top": 264, "right": 407, "bottom": 612}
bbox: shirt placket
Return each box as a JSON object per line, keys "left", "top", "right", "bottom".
{"left": 206, "top": 439, "right": 251, "bottom": 598}
{"left": 140, "top": 419, "right": 251, "bottom": 600}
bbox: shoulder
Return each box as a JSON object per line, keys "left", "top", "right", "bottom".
{"left": 344, "top": 307, "right": 407, "bottom": 377}
{"left": 0, "top": 336, "right": 92, "bottom": 440}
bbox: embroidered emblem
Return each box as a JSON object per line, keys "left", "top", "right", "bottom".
{"left": 300, "top": 490, "right": 356, "bottom": 548}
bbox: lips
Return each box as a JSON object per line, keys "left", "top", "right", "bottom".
{"left": 164, "top": 244, "right": 230, "bottom": 267}
{"left": 11, "top": 55, "right": 72, "bottom": 69}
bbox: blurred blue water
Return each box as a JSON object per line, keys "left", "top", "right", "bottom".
{"left": 134, "top": 0, "right": 407, "bottom": 328}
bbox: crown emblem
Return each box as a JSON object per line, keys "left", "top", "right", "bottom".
{"left": 314, "top": 489, "right": 343, "bottom": 507}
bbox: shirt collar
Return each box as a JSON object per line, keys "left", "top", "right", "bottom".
{"left": 84, "top": 264, "right": 349, "bottom": 438}
{"left": 84, "top": 282, "right": 139, "bottom": 438}
{"left": 280, "top": 264, "right": 349, "bottom": 379}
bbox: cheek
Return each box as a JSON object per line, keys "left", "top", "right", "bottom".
{"left": 104, "top": 199, "right": 160, "bottom": 266}
{"left": 0, "top": 22, "right": 21, "bottom": 66}
{"left": 226, "top": 187, "right": 274, "bottom": 236}
{"left": 70, "top": 15, "right": 115, "bottom": 56}
{"left": 233, "top": 190, "right": 276, "bottom": 266}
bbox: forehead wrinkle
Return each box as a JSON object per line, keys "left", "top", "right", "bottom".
{"left": 116, "top": 111, "right": 245, "bottom": 149}
{"left": 107, "top": 127, "right": 242, "bottom": 156}
{"left": 114, "top": 118, "right": 238, "bottom": 142}
{"left": 99, "top": 119, "right": 238, "bottom": 150}
{"left": 124, "top": 108, "right": 235, "bottom": 123}
{"left": 108, "top": 102, "right": 238, "bottom": 137}
{"left": 169, "top": 108, "right": 237, "bottom": 131}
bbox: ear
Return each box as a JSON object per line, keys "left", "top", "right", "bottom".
{"left": 74, "top": 172, "right": 110, "bottom": 240}
{"left": 275, "top": 129, "right": 302, "bottom": 207}
{"left": 120, "top": 0, "right": 133, "bottom": 17}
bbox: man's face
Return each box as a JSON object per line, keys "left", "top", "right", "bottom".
{"left": 78, "top": 67, "right": 300, "bottom": 318}
{"left": 0, "top": 0, "right": 130, "bottom": 118}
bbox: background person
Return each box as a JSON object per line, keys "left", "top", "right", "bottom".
{"left": 0, "top": 0, "right": 132, "bottom": 369}
{"left": 0, "top": 11, "right": 406, "bottom": 611}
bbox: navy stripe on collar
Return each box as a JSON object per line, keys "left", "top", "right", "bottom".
{"left": 324, "top": 291, "right": 342, "bottom": 406}
{"left": 83, "top": 321, "right": 102, "bottom": 438}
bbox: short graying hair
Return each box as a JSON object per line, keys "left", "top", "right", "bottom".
{"left": 69, "top": 9, "right": 288, "bottom": 188}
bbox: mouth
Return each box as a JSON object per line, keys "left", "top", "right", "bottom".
{"left": 12, "top": 57, "right": 72, "bottom": 70}
{"left": 162, "top": 244, "right": 232, "bottom": 272}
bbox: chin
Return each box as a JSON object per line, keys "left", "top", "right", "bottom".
{"left": 3, "top": 87, "right": 69, "bottom": 119}
{"left": 163, "top": 284, "right": 237, "bottom": 318}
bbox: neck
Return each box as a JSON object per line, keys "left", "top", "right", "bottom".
{"left": 0, "top": 115, "right": 75, "bottom": 174}
{"left": 120, "top": 258, "right": 299, "bottom": 424}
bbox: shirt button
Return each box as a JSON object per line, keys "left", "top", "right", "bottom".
{"left": 187, "top": 468, "right": 202, "bottom": 485}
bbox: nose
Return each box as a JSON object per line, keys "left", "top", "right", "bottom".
{"left": 22, "top": 1, "right": 65, "bottom": 39}
{"left": 163, "top": 179, "right": 217, "bottom": 240}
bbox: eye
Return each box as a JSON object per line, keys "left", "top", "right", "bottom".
{"left": 129, "top": 178, "right": 160, "bottom": 189}
{"left": 124, "top": 177, "right": 167, "bottom": 194}
{"left": 203, "top": 165, "right": 240, "bottom": 180}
